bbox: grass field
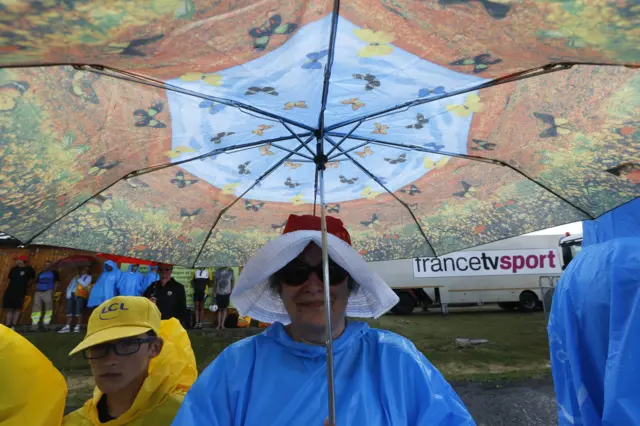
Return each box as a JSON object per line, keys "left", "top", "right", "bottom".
{"left": 26, "top": 309, "right": 551, "bottom": 411}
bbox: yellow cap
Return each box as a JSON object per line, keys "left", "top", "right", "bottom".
{"left": 69, "top": 296, "right": 161, "bottom": 356}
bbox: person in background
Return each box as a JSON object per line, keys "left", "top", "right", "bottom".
{"left": 88, "top": 260, "right": 121, "bottom": 309}
{"left": 191, "top": 268, "right": 209, "bottom": 329}
{"left": 549, "top": 238, "right": 640, "bottom": 425}
{"left": 59, "top": 266, "right": 92, "bottom": 334}
{"left": 143, "top": 264, "right": 186, "bottom": 326}
{"left": 31, "top": 260, "right": 60, "bottom": 331}
{"left": 213, "top": 266, "right": 234, "bottom": 330}
{"left": 173, "top": 215, "right": 474, "bottom": 425}
{"left": 2, "top": 256, "right": 35, "bottom": 330}
{"left": 64, "top": 296, "right": 197, "bottom": 425}
{"left": 141, "top": 265, "right": 160, "bottom": 293}
{"left": 116, "top": 264, "right": 144, "bottom": 297}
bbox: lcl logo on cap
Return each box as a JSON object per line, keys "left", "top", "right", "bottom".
{"left": 99, "top": 302, "right": 129, "bottom": 320}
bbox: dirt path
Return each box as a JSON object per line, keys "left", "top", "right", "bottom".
{"left": 454, "top": 379, "right": 557, "bottom": 426}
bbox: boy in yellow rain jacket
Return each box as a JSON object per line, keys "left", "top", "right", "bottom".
{"left": 64, "top": 296, "right": 197, "bottom": 426}
{"left": 0, "top": 325, "right": 67, "bottom": 426}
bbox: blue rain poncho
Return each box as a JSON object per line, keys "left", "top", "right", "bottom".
{"left": 173, "top": 321, "right": 474, "bottom": 425}
{"left": 87, "top": 260, "right": 121, "bottom": 308}
{"left": 142, "top": 265, "right": 160, "bottom": 292}
{"left": 582, "top": 198, "right": 640, "bottom": 247}
{"left": 548, "top": 237, "right": 640, "bottom": 425}
{"left": 116, "top": 265, "right": 144, "bottom": 296}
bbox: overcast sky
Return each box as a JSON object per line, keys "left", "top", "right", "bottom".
{"left": 527, "top": 221, "right": 583, "bottom": 236}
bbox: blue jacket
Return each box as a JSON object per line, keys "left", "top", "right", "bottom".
{"left": 549, "top": 238, "right": 640, "bottom": 425}
{"left": 142, "top": 266, "right": 160, "bottom": 292}
{"left": 173, "top": 321, "right": 474, "bottom": 425}
{"left": 87, "top": 260, "right": 121, "bottom": 308}
{"left": 116, "top": 265, "right": 144, "bottom": 296}
{"left": 36, "top": 270, "right": 58, "bottom": 292}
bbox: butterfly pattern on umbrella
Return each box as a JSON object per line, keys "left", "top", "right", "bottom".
{"left": 449, "top": 54, "right": 503, "bottom": 73}
{"left": 246, "top": 86, "right": 279, "bottom": 96}
{"left": 133, "top": 102, "right": 166, "bottom": 128}
{"left": 438, "top": 0, "right": 512, "bottom": 20}
{"left": 1, "top": 6, "right": 638, "bottom": 271}
{"left": 302, "top": 50, "right": 328, "bottom": 69}
{"left": 69, "top": 70, "right": 100, "bottom": 104}
{"left": 88, "top": 156, "right": 121, "bottom": 177}
{"left": 248, "top": 14, "right": 298, "bottom": 51}
{"left": 199, "top": 100, "right": 226, "bottom": 114}
{"left": 353, "top": 73, "right": 381, "bottom": 91}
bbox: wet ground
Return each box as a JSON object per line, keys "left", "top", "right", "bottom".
{"left": 454, "top": 379, "right": 557, "bottom": 425}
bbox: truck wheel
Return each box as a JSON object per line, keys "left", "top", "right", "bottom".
{"left": 390, "top": 292, "right": 416, "bottom": 315}
{"left": 498, "top": 302, "right": 517, "bottom": 311}
{"left": 518, "top": 291, "right": 539, "bottom": 313}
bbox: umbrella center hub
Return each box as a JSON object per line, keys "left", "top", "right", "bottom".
{"left": 313, "top": 153, "right": 329, "bottom": 170}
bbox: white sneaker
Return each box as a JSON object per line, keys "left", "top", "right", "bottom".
{"left": 73, "top": 325, "right": 81, "bottom": 333}
{"left": 58, "top": 325, "right": 70, "bottom": 334}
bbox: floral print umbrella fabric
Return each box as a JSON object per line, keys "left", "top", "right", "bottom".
{"left": 0, "top": 0, "right": 638, "bottom": 267}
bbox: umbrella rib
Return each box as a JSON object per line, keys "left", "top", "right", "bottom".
{"left": 333, "top": 134, "right": 596, "bottom": 219}
{"left": 22, "top": 134, "right": 310, "bottom": 246}
{"left": 327, "top": 132, "right": 498, "bottom": 162}
{"left": 327, "top": 141, "right": 370, "bottom": 161}
{"left": 74, "top": 65, "right": 316, "bottom": 132}
{"left": 325, "top": 120, "right": 364, "bottom": 157}
{"left": 325, "top": 63, "right": 578, "bottom": 131}
{"left": 192, "top": 135, "right": 316, "bottom": 267}
{"left": 280, "top": 121, "right": 318, "bottom": 156}
{"left": 130, "top": 134, "right": 310, "bottom": 177}
{"left": 270, "top": 143, "right": 315, "bottom": 161}
{"left": 323, "top": 135, "right": 438, "bottom": 257}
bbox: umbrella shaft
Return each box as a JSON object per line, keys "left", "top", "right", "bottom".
{"left": 319, "top": 168, "right": 337, "bottom": 425}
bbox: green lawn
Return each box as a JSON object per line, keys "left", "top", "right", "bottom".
{"left": 26, "top": 310, "right": 551, "bottom": 411}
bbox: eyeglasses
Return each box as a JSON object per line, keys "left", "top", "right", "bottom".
{"left": 274, "top": 259, "right": 348, "bottom": 286}
{"left": 158, "top": 268, "right": 172, "bottom": 272}
{"left": 82, "top": 336, "right": 156, "bottom": 360}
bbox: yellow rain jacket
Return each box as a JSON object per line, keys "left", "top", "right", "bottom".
{"left": 0, "top": 325, "right": 68, "bottom": 426}
{"left": 63, "top": 318, "right": 198, "bottom": 426}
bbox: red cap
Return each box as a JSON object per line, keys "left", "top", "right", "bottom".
{"left": 282, "top": 214, "right": 352, "bottom": 245}
{"left": 14, "top": 255, "right": 28, "bottom": 261}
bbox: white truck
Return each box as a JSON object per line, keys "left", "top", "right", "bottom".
{"left": 369, "top": 233, "right": 581, "bottom": 315}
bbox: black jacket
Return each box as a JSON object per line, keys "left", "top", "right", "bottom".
{"left": 143, "top": 278, "right": 186, "bottom": 323}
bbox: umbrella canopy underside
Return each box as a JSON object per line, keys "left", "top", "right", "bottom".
{"left": 0, "top": 0, "right": 638, "bottom": 267}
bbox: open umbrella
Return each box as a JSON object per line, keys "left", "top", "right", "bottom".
{"left": 51, "top": 254, "right": 96, "bottom": 269}
{"left": 96, "top": 253, "right": 158, "bottom": 267}
{"left": 1, "top": 1, "right": 638, "bottom": 423}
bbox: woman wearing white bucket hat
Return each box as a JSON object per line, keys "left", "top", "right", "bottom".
{"left": 173, "top": 214, "right": 474, "bottom": 426}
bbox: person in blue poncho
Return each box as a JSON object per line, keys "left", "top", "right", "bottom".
{"left": 173, "top": 214, "right": 475, "bottom": 426}
{"left": 116, "top": 264, "right": 144, "bottom": 296}
{"left": 142, "top": 265, "right": 160, "bottom": 293}
{"left": 87, "top": 260, "right": 121, "bottom": 308}
{"left": 549, "top": 237, "right": 640, "bottom": 426}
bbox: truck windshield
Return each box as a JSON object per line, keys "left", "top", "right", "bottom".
{"left": 561, "top": 241, "right": 582, "bottom": 269}
{"left": 570, "top": 244, "right": 582, "bottom": 259}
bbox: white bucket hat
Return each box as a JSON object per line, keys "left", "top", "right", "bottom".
{"left": 231, "top": 215, "right": 399, "bottom": 324}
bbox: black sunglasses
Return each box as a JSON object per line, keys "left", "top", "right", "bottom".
{"left": 82, "top": 336, "right": 157, "bottom": 360}
{"left": 274, "top": 258, "right": 348, "bottom": 286}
